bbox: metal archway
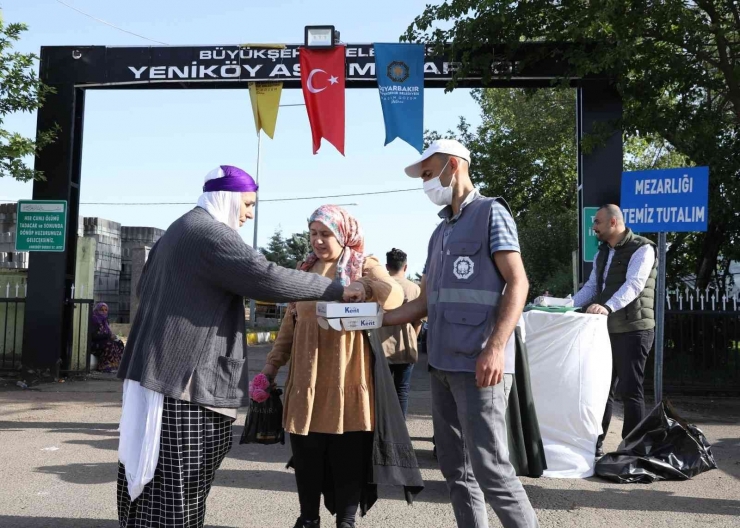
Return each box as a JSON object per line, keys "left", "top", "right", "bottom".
{"left": 25, "top": 42, "right": 622, "bottom": 368}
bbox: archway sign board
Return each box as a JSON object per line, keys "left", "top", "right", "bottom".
{"left": 26, "top": 43, "right": 623, "bottom": 369}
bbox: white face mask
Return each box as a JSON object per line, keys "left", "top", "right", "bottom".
{"left": 423, "top": 159, "right": 455, "bottom": 206}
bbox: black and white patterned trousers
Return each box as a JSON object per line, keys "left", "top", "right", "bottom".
{"left": 117, "top": 397, "right": 233, "bottom": 528}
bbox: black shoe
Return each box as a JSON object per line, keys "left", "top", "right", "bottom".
{"left": 293, "top": 518, "right": 320, "bottom": 528}
{"left": 595, "top": 445, "right": 605, "bottom": 458}
{"left": 338, "top": 523, "right": 354, "bottom": 528}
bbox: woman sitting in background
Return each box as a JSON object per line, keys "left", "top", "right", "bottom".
{"left": 90, "top": 302, "right": 124, "bottom": 372}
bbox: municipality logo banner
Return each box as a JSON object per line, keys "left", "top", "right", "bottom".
{"left": 373, "top": 43, "right": 424, "bottom": 153}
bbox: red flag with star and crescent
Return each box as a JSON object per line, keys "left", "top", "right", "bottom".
{"left": 300, "top": 46, "right": 346, "bottom": 155}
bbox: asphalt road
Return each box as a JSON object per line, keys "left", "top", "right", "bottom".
{"left": 0, "top": 346, "right": 738, "bottom": 528}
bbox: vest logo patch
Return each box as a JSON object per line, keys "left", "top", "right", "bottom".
{"left": 453, "top": 256, "right": 475, "bottom": 280}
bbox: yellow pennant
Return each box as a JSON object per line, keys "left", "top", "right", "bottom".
{"left": 249, "top": 82, "right": 283, "bottom": 139}
{"left": 242, "top": 44, "right": 286, "bottom": 139}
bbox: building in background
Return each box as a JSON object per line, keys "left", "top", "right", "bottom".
{"left": 0, "top": 203, "right": 28, "bottom": 270}
{"left": 83, "top": 217, "right": 123, "bottom": 320}
{"left": 1, "top": 203, "right": 164, "bottom": 323}
{"left": 120, "top": 226, "right": 165, "bottom": 322}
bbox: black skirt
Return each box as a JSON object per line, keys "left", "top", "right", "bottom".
{"left": 117, "top": 397, "right": 233, "bottom": 528}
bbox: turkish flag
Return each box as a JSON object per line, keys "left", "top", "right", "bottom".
{"left": 300, "top": 46, "right": 345, "bottom": 155}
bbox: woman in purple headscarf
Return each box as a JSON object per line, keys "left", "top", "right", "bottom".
{"left": 115, "top": 166, "right": 363, "bottom": 528}
{"left": 90, "top": 302, "right": 124, "bottom": 372}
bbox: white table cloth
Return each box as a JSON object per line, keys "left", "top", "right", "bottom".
{"left": 522, "top": 310, "right": 612, "bottom": 478}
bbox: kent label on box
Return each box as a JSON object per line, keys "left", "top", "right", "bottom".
{"left": 316, "top": 302, "right": 379, "bottom": 319}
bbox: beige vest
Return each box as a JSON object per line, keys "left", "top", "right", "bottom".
{"left": 377, "top": 277, "right": 421, "bottom": 364}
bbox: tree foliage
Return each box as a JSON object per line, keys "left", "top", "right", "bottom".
{"left": 406, "top": 0, "right": 740, "bottom": 291}
{"left": 260, "top": 229, "right": 311, "bottom": 269}
{"left": 425, "top": 87, "right": 579, "bottom": 297}
{"left": 426, "top": 87, "right": 696, "bottom": 297}
{"left": 0, "top": 21, "right": 56, "bottom": 181}
{"left": 428, "top": 88, "right": 578, "bottom": 213}
{"left": 518, "top": 203, "right": 578, "bottom": 297}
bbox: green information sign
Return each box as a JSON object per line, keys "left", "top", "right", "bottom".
{"left": 583, "top": 206, "right": 600, "bottom": 262}
{"left": 15, "top": 200, "right": 68, "bottom": 252}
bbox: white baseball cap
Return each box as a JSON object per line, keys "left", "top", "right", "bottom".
{"left": 404, "top": 139, "right": 471, "bottom": 178}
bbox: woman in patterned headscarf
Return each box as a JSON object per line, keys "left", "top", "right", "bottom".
{"left": 262, "top": 205, "right": 408, "bottom": 528}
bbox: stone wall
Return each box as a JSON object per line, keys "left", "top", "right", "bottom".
{"left": 120, "top": 227, "right": 164, "bottom": 323}
{"left": 83, "top": 217, "right": 122, "bottom": 322}
{"left": 69, "top": 237, "right": 96, "bottom": 372}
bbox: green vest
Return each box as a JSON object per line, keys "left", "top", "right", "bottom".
{"left": 591, "top": 229, "right": 658, "bottom": 334}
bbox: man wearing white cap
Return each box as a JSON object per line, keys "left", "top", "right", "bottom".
{"left": 384, "top": 140, "right": 538, "bottom": 527}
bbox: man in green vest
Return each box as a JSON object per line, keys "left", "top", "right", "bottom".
{"left": 573, "top": 204, "right": 658, "bottom": 458}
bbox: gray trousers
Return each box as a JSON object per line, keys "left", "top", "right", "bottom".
{"left": 431, "top": 368, "right": 539, "bottom": 528}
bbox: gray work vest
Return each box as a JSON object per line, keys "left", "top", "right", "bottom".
{"left": 425, "top": 196, "right": 508, "bottom": 372}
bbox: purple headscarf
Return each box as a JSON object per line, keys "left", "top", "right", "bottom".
{"left": 202, "top": 165, "right": 259, "bottom": 193}
{"left": 92, "top": 302, "right": 110, "bottom": 333}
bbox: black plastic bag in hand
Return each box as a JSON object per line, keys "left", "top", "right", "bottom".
{"left": 240, "top": 387, "right": 285, "bottom": 445}
{"left": 595, "top": 400, "right": 717, "bottom": 484}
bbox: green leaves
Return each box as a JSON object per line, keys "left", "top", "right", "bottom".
{"left": 407, "top": 0, "right": 740, "bottom": 291}
{"left": 518, "top": 203, "right": 578, "bottom": 298}
{"left": 428, "top": 87, "right": 578, "bottom": 213}
{"left": 0, "top": 21, "right": 57, "bottom": 182}
{"left": 426, "top": 87, "right": 579, "bottom": 297}
{"left": 260, "top": 229, "right": 311, "bottom": 269}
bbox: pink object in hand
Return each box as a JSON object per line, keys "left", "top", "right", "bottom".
{"left": 249, "top": 373, "right": 271, "bottom": 402}
{"left": 252, "top": 373, "right": 270, "bottom": 391}
{"left": 251, "top": 388, "right": 269, "bottom": 403}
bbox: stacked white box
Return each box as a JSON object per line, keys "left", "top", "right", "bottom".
{"left": 315, "top": 302, "right": 383, "bottom": 331}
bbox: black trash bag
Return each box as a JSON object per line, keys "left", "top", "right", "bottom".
{"left": 239, "top": 387, "right": 285, "bottom": 445}
{"left": 595, "top": 400, "right": 717, "bottom": 484}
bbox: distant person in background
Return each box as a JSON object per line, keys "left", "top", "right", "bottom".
{"left": 376, "top": 248, "right": 422, "bottom": 419}
{"left": 573, "top": 204, "right": 657, "bottom": 458}
{"left": 90, "top": 302, "right": 124, "bottom": 373}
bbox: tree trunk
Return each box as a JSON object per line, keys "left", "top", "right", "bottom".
{"left": 694, "top": 221, "right": 725, "bottom": 289}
